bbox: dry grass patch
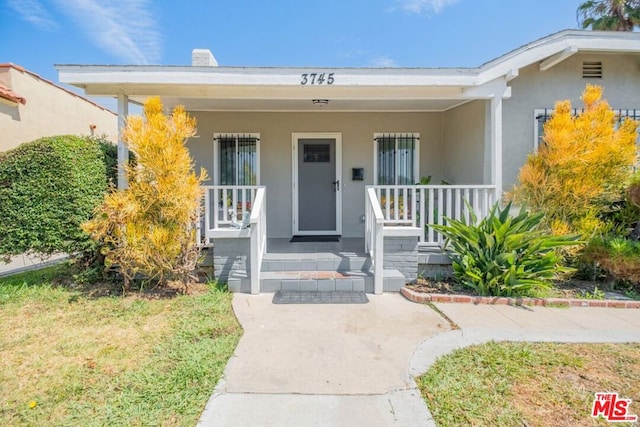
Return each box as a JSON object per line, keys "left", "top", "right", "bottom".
{"left": 418, "top": 342, "right": 640, "bottom": 426}
{"left": 0, "top": 264, "right": 241, "bottom": 426}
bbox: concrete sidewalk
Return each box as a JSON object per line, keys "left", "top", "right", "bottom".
{"left": 0, "top": 253, "right": 67, "bottom": 277}
{"left": 411, "top": 303, "right": 640, "bottom": 378}
{"left": 199, "top": 295, "right": 640, "bottom": 427}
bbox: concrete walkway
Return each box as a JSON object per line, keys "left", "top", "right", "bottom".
{"left": 198, "top": 295, "right": 640, "bottom": 427}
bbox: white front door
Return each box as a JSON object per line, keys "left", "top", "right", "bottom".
{"left": 292, "top": 133, "right": 342, "bottom": 235}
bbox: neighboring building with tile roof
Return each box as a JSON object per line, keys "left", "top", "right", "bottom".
{"left": 0, "top": 82, "right": 26, "bottom": 106}
{"left": 0, "top": 63, "right": 116, "bottom": 152}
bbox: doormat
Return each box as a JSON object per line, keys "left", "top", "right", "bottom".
{"left": 290, "top": 235, "right": 340, "bottom": 243}
{"left": 273, "top": 291, "right": 369, "bottom": 304}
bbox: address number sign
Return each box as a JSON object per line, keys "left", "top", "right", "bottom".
{"left": 300, "top": 73, "right": 335, "bottom": 85}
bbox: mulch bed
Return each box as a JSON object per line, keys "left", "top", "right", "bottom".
{"left": 403, "top": 277, "right": 640, "bottom": 308}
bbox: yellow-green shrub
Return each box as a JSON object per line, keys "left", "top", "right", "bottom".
{"left": 509, "top": 84, "right": 638, "bottom": 239}
{"left": 83, "top": 98, "right": 206, "bottom": 288}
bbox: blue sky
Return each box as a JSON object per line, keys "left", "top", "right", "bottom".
{"left": 2, "top": 0, "right": 581, "bottom": 107}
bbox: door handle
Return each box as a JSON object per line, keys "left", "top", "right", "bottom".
{"left": 333, "top": 180, "right": 340, "bottom": 192}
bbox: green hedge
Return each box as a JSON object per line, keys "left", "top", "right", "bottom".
{"left": 96, "top": 136, "right": 118, "bottom": 187}
{"left": 0, "top": 135, "right": 109, "bottom": 260}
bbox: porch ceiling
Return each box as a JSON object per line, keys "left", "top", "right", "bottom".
{"left": 133, "top": 95, "right": 469, "bottom": 112}
{"left": 73, "top": 81, "right": 480, "bottom": 112}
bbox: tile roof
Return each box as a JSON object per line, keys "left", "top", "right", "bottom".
{"left": 0, "top": 82, "right": 26, "bottom": 105}
{"left": 0, "top": 63, "right": 114, "bottom": 114}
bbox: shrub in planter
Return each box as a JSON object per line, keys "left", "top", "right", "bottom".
{"left": 0, "top": 135, "right": 107, "bottom": 261}
{"left": 433, "top": 202, "right": 580, "bottom": 297}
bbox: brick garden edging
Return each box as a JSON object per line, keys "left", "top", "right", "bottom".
{"left": 400, "top": 286, "right": 640, "bottom": 309}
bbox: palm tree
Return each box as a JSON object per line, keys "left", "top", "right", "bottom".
{"left": 577, "top": 0, "right": 640, "bottom": 31}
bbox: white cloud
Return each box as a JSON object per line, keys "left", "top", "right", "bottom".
{"left": 53, "top": 0, "right": 161, "bottom": 64}
{"left": 7, "top": 0, "right": 59, "bottom": 31}
{"left": 397, "top": 0, "right": 459, "bottom": 14}
{"left": 338, "top": 48, "right": 370, "bottom": 60}
{"left": 370, "top": 56, "right": 399, "bottom": 67}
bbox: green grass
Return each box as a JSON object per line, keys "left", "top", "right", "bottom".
{"left": 418, "top": 341, "right": 640, "bottom": 426}
{"left": 0, "top": 264, "right": 242, "bottom": 426}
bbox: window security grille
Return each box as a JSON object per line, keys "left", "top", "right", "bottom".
{"left": 374, "top": 133, "right": 419, "bottom": 185}
{"left": 534, "top": 109, "right": 640, "bottom": 148}
{"left": 214, "top": 134, "right": 260, "bottom": 185}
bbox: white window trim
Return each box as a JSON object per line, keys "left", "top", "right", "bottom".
{"left": 372, "top": 132, "right": 420, "bottom": 185}
{"left": 534, "top": 108, "right": 640, "bottom": 151}
{"left": 213, "top": 133, "right": 261, "bottom": 185}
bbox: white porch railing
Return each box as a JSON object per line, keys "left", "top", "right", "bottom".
{"left": 249, "top": 188, "right": 267, "bottom": 294}
{"left": 202, "top": 185, "right": 260, "bottom": 231}
{"left": 200, "top": 185, "right": 266, "bottom": 294}
{"left": 370, "top": 185, "right": 496, "bottom": 246}
{"left": 365, "top": 187, "right": 385, "bottom": 294}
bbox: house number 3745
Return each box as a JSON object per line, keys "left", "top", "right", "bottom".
{"left": 300, "top": 73, "right": 335, "bottom": 85}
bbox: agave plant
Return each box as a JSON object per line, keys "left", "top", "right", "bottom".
{"left": 433, "top": 201, "right": 581, "bottom": 297}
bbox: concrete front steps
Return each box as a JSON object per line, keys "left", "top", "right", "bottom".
{"left": 228, "top": 252, "right": 406, "bottom": 293}
{"left": 260, "top": 252, "right": 406, "bottom": 293}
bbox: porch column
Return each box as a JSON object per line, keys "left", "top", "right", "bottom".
{"left": 489, "top": 95, "right": 503, "bottom": 202}
{"left": 117, "top": 94, "right": 129, "bottom": 189}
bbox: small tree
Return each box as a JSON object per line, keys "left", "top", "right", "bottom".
{"left": 577, "top": 0, "right": 640, "bottom": 31}
{"left": 83, "top": 97, "right": 206, "bottom": 289}
{"left": 509, "top": 84, "right": 638, "bottom": 239}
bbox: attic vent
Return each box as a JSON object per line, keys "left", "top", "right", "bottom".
{"left": 582, "top": 61, "right": 602, "bottom": 78}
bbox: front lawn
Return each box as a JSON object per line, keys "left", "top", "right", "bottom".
{"left": 418, "top": 341, "right": 640, "bottom": 426}
{"left": 0, "top": 264, "right": 242, "bottom": 426}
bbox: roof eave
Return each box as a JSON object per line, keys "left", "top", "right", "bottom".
{"left": 55, "top": 30, "right": 640, "bottom": 101}
{"left": 56, "top": 65, "right": 482, "bottom": 92}
{"left": 477, "top": 29, "right": 640, "bottom": 83}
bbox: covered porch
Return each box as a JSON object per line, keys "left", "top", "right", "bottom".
{"left": 198, "top": 183, "right": 496, "bottom": 294}
{"left": 57, "top": 53, "right": 508, "bottom": 294}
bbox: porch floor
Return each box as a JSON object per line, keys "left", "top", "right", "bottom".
{"left": 266, "top": 238, "right": 367, "bottom": 256}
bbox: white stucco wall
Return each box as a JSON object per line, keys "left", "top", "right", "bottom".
{"left": 503, "top": 53, "right": 640, "bottom": 193}
{"left": 187, "top": 112, "right": 447, "bottom": 238}
{"left": 0, "top": 65, "right": 117, "bottom": 152}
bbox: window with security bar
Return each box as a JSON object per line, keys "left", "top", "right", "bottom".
{"left": 214, "top": 134, "right": 260, "bottom": 185}
{"left": 374, "top": 133, "right": 420, "bottom": 185}
{"left": 534, "top": 109, "right": 640, "bottom": 149}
